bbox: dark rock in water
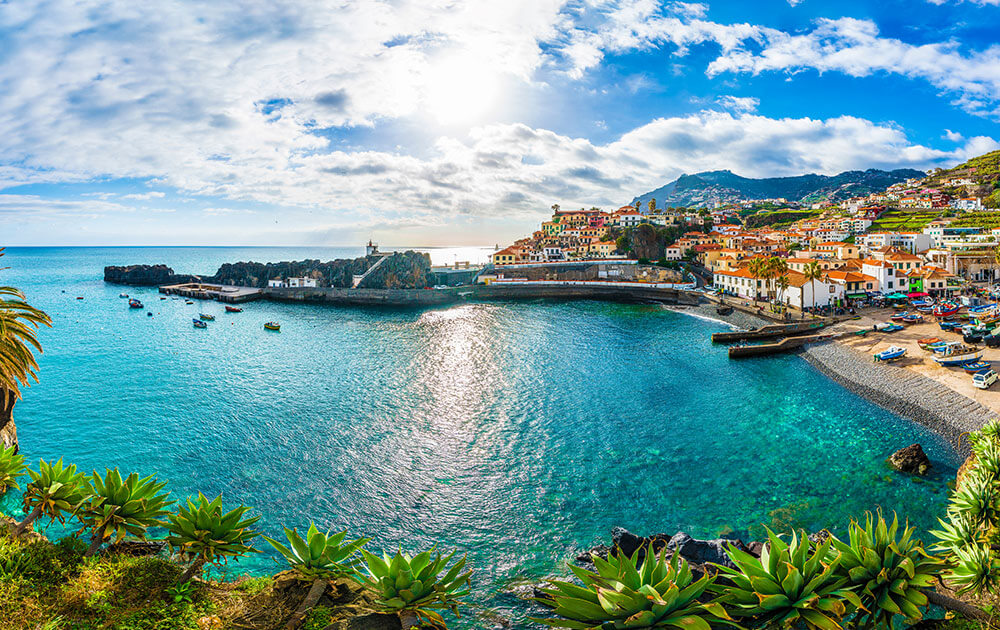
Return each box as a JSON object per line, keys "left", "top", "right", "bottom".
{"left": 106, "top": 540, "right": 167, "bottom": 556}
{"left": 808, "top": 530, "right": 832, "bottom": 546}
{"left": 583, "top": 528, "right": 747, "bottom": 571}
{"left": 746, "top": 541, "right": 765, "bottom": 557}
{"left": 665, "top": 532, "right": 747, "bottom": 570}
{"left": 888, "top": 443, "right": 931, "bottom": 475}
{"left": 104, "top": 264, "right": 198, "bottom": 286}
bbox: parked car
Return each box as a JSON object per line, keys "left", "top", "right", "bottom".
{"left": 973, "top": 369, "right": 998, "bottom": 390}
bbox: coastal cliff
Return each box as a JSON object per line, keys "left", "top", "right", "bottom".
{"left": 1, "top": 391, "right": 16, "bottom": 453}
{"left": 105, "top": 251, "right": 432, "bottom": 290}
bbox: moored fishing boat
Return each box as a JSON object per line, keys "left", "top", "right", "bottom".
{"left": 264, "top": 321, "right": 280, "bottom": 331}
{"left": 874, "top": 346, "right": 906, "bottom": 362}
{"left": 933, "top": 344, "right": 984, "bottom": 366}
{"left": 199, "top": 313, "right": 215, "bottom": 321}
{"left": 963, "top": 361, "right": 992, "bottom": 374}
{"left": 192, "top": 319, "right": 207, "bottom": 328}
{"left": 128, "top": 298, "right": 143, "bottom": 309}
{"left": 119, "top": 293, "right": 128, "bottom": 298}
{"left": 225, "top": 305, "right": 243, "bottom": 313}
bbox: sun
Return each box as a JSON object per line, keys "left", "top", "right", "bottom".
{"left": 422, "top": 56, "right": 499, "bottom": 125}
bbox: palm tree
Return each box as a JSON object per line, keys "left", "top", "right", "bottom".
{"left": 648, "top": 198, "right": 656, "bottom": 213}
{"left": 551, "top": 204, "right": 560, "bottom": 214}
{"left": 746, "top": 258, "right": 766, "bottom": 300}
{"left": 766, "top": 257, "right": 788, "bottom": 301}
{"left": 0, "top": 249, "right": 52, "bottom": 452}
{"left": 803, "top": 261, "right": 824, "bottom": 313}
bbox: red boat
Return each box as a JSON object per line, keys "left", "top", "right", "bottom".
{"left": 225, "top": 306, "right": 243, "bottom": 313}
{"left": 890, "top": 314, "right": 906, "bottom": 322}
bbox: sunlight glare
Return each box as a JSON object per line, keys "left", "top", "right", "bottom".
{"left": 423, "top": 56, "right": 499, "bottom": 125}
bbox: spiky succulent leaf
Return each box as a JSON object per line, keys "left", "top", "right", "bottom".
{"left": 21, "top": 458, "right": 89, "bottom": 527}
{"left": 165, "top": 492, "right": 261, "bottom": 569}
{"left": 716, "top": 529, "right": 859, "bottom": 630}
{"left": 830, "top": 511, "right": 936, "bottom": 628}
{"left": 360, "top": 547, "right": 471, "bottom": 616}
{"left": 535, "top": 545, "right": 736, "bottom": 629}
{"left": 0, "top": 444, "right": 26, "bottom": 496}
{"left": 78, "top": 468, "right": 174, "bottom": 544}
{"left": 263, "top": 522, "right": 368, "bottom": 579}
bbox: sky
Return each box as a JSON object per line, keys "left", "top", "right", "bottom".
{"left": 2, "top": 0, "right": 1000, "bottom": 246}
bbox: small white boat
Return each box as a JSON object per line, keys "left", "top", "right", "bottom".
{"left": 874, "top": 347, "right": 906, "bottom": 362}
{"left": 119, "top": 293, "right": 129, "bottom": 298}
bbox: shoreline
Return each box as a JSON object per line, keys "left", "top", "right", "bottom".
{"left": 803, "top": 341, "right": 991, "bottom": 455}
{"left": 680, "top": 303, "right": 990, "bottom": 455}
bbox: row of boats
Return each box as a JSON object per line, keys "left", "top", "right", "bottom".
{"left": 874, "top": 340, "right": 985, "bottom": 367}
{"left": 120, "top": 292, "right": 278, "bottom": 331}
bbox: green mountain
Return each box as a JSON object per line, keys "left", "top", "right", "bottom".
{"left": 631, "top": 168, "right": 924, "bottom": 208}
{"left": 929, "top": 149, "right": 1000, "bottom": 184}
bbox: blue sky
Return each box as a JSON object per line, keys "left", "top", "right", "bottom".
{"left": 1, "top": 0, "right": 999, "bottom": 246}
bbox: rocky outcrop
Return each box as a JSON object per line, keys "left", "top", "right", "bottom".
{"left": 1, "top": 390, "right": 16, "bottom": 454}
{"left": 577, "top": 528, "right": 751, "bottom": 573}
{"left": 888, "top": 443, "right": 932, "bottom": 475}
{"left": 106, "top": 252, "right": 433, "bottom": 290}
{"left": 103, "top": 264, "right": 198, "bottom": 286}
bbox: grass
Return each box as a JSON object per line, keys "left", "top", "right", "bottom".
{"left": 0, "top": 526, "right": 382, "bottom": 630}
{"left": 868, "top": 209, "right": 944, "bottom": 232}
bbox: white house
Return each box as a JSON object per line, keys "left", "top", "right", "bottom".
{"left": 859, "top": 232, "right": 932, "bottom": 255}
{"left": 287, "top": 277, "right": 317, "bottom": 288}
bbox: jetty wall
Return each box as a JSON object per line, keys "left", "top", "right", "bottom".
{"left": 471, "top": 282, "right": 699, "bottom": 305}
{"left": 264, "top": 286, "right": 460, "bottom": 307}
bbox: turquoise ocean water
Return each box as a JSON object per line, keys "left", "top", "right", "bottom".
{"left": 0, "top": 247, "right": 961, "bottom": 628}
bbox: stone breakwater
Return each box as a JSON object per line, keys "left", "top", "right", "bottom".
{"left": 804, "top": 341, "right": 995, "bottom": 452}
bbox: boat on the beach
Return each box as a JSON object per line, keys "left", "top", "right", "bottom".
{"left": 264, "top": 321, "right": 280, "bottom": 331}
{"left": 225, "top": 305, "right": 243, "bottom": 313}
{"left": 192, "top": 319, "right": 207, "bottom": 328}
{"left": 933, "top": 344, "right": 984, "bottom": 366}
{"left": 890, "top": 313, "right": 907, "bottom": 322}
{"left": 939, "top": 321, "right": 961, "bottom": 331}
{"left": 933, "top": 302, "right": 960, "bottom": 317}
{"left": 199, "top": 313, "right": 215, "bottom": 321}
{"left": 917, "top": 337, "right": 942, "bottom": 349}
{"left": 128, "top": 298, "right": 143, "bottom": 309}
{"left": 901, "top": 314, "right": 923, "bottom": 324}
{"left": 876, "top": 323, "right": 904, "bottom": 332}
{"left": 963, "top": 361, "right": 992, "bottom": 373}
{"left": 874, "top": 346, "right": 906, "bottom": 362}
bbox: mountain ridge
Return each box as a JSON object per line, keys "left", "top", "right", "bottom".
{"left": 631, "top": 168, "right": 925, "bottom": 209}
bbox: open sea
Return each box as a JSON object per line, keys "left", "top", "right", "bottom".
{"left": 0, "top": 247, "right": 961, "bottom": 628}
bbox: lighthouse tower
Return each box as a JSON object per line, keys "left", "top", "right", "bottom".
{"left": 366, "top": 239, "right": 378, "bottom": 256}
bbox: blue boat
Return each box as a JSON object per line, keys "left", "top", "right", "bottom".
{"left": 933, "top": 344, "right": 983, "bottom": 366}
{"left": 192, "top": 318, "right": 207, "bottom": 328}
{"left": 881, "top": 323, "right": 904, "bottom": 332}
{"left": 964, "top": 361, "right": 991, "bottom": 374}
{"left": 874, "top": 347, "right": 906, "bottom": 362}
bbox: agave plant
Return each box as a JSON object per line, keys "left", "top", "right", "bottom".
{"left": 930, "top": 509, "right": 980, "bottom": 557}
{"left": 0, "top": 443, "right": 26, "bottom": 498}
{"left": 165, "top": 493, "right": 261, "bottom": 583}
{"left": 716, "top": 529, "right": 861, "bottom": 630}
{"left": 77, "top": 468, "right": 174, "bottom": 557}
{"left": 830, "top": 512, "right": 936, "bottom": 628}
{"left": 264, "top": 522, "right": 369, "bottom": 580}
{"left": 359, "top": 547, "right": 472, "bottom": 629}
{"left": 949, "top": 469, "right": 999, "bottom": 529}
{"left": 536, "top": 545, "right": 734, "bottom": 630}
{"left": 944, "top": 543, "right": 999, "bottom": 596}
{"left": 14, "top": 458, "right": 89, "bottom": 536}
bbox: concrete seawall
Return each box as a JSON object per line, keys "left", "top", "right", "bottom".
{"left": 264, "top": 286, "right": 461, "bottom": 307}
{"left": 471, "top": 283, "right": 699, "bottom": 304}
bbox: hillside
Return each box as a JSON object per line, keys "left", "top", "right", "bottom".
{"left": 632, "top": 168, "right": 924, "bottom": 208}
{"left": 930, "top": 149, "right": 1000, "bottom": 184}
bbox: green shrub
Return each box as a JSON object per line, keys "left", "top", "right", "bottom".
{"left": 16, "top": 459, "right": 89, "bottom": 535}
{"left": 264, "top": 523, "right": 368, "bottom": 580}
{"left": 0, "top": 444, "right": 26, "bottom": 497}
{"left": 78, "top": 468, "right": 174, "bottom": 557}
{"left": 536, "top": 545, "right": 733, "bottom": 629}
{"left": 359, "top": 547, "right": 471, "bottom": 627}
{"left": 831, "top": 512, "right": 936, "bottom": 627}
{"left": 165, "top": 492, "right": 260, "bottom": 583}
{"left": 717, "top": 529, "right": 861, "bottom": 630}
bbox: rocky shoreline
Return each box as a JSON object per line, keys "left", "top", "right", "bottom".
{"left": 803, "top": 341, "right": 994, "bottom": 453}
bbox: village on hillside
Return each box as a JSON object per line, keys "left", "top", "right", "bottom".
{"left": 489, "top": 151, "right": 1000, "bottom": 311}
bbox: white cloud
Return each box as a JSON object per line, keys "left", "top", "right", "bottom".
{"left": 943, "top": 129, "right": 965, "bottom": 142}
{"left": 121, "top": 191, "right": 166, "bottom": 200}
{"left": 716, "top": 95, "right": 760, "bottom": 113}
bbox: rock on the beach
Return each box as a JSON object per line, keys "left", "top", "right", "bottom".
{"left": 888, "top": 443, "right": 932, "bottom": 475}
{"left": 595, "top": 527, "right": 746, "bottom": 570}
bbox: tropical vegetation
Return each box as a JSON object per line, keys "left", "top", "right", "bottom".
{"left": 0, "top": 443, "right": 26, "bottom": 497}
{"left": 166, "top": 492, "right": 261, "bottom": 583}
{"left": 265, "top": 523, "right": 368, "bottom": 581}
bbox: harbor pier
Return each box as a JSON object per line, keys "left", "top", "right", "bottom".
{"left": 158, "top": 283, "right": 263, "bottom": 303}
